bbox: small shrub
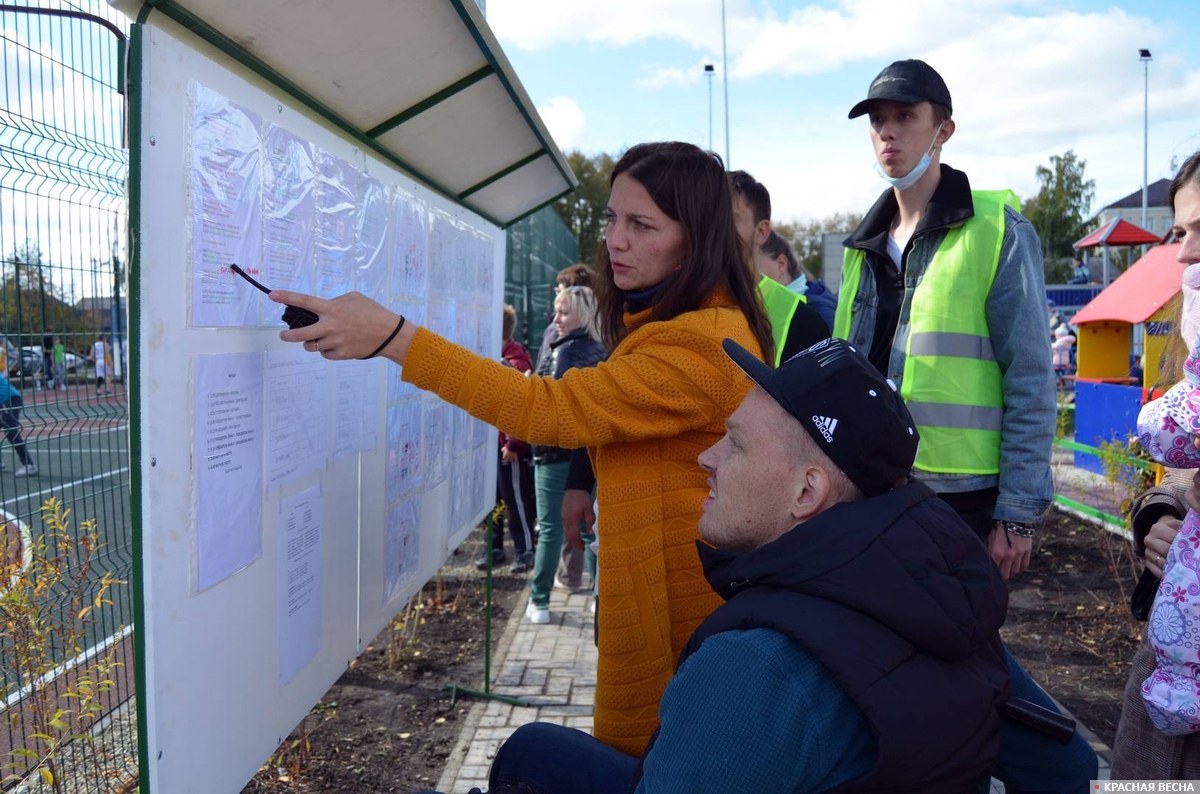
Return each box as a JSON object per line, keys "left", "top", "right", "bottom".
{"left": 0, "top": 498, "right": 124, "bottom": 793}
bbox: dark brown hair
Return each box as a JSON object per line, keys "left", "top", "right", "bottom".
{"left": 594, "top": 142, "right": 774, "bottom": 361}
{"left": 760, "top": 230, "right": 800, "bottom": 280}
{"left": 555, "top": 264, "right": 593, "bottom": 289}
{"left": 1169, "top": 150, "right": 1200, "bottom": 210}
{"left": 1159, "top": 151, "right": 1200, "bottom": 385}
{"left": 728, "top": 170, "right": 771, "bottom": 224}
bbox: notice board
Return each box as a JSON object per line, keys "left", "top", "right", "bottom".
{"left": 130, "top": 17, "right": 502, "bottom": 793}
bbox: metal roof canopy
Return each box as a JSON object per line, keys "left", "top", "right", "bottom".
{"left": 115, "top": 0, "right": 577, "bottom": 228}
{"left": 1073, "top": 218, "right": 1162, "bottom": 250}
{"left": 1070, "top": 243, "right": 1183, "bottom": 325}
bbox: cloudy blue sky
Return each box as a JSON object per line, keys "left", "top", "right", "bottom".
{"left": 486, "top": 0, "right": 1200, "bottom": 226}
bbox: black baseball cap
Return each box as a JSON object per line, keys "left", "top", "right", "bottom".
{"left": 848, "top": 59, "right": 953, "bottom": 119}
{"left": 722, "top": 337, "right": 919, "bottom": 497}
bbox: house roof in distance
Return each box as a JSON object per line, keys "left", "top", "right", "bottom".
{"left": 1100, "top": 178, "right": 1171, "bottom": 211}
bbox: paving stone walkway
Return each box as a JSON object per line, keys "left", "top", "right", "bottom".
{"left": 436, "top": 587, "right": 597, "bottom": 793}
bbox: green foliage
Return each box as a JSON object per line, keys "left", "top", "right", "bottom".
{"left": 1055, "top": 403, "right": 1074, "bottom": 439}
{"left": 0, "top": 242, "right": 93, "bottom": 345}
{"left": 1020, "top": 151, "right": 1096, "bottom": 281}
{"left": 774, "top": 213, "right": 863, "bottom": 280}
{"left": 0, "top": 498, "right": 124, "bottom": 793}
{"left": 552, "top": 151, "right": 617, "bottom": 265}
{"left": 1094, "top": 436, "right": 1155, "bottom": 520}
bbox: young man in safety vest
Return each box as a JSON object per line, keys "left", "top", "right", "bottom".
{"left": 836, "top": 58, "right": 1097, "bottom": 792}
{"left": 729, "top": 170, "right": 829, "bottom": 364}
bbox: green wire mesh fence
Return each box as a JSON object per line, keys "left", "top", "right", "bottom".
{"left": 504, "top": 205, "right": 580, "bottom": 350}
{"left": 0, "top": 2, "right": 134, "bottom": 791}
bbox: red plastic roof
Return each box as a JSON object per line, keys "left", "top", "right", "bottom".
{"left": 1073, "top": 218, "right": 1162, "bottom": 249}
{"left": 1071, "top": 243, "right": 1184, "bottom": 325}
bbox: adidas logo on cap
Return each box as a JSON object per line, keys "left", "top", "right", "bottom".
{"left": 812, "top": 415, "right": 838, "bottom": 443}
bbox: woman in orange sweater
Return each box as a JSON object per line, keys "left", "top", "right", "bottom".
{"left": 272, "top": 142, "right": 774, "bottom": 756}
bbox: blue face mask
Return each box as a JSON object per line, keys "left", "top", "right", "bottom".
{"left": 875, "top": 123, "right": 944, "bottom": 191}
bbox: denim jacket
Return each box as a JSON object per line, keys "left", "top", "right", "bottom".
{"left": 841, "top": 165, "right": 1055, "bottom": 524}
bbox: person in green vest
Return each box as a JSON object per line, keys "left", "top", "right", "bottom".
{"left": 729, "top": 171, "right": 828, "bottom": 365}
{"left": 757, "top": 230, "right": 838, "bottom": 333}
{"left": 836, "top": 58, "right": 1096, "bottom": 792}
{"left": 52, "top": 336, "right": 66, "bottom": 392}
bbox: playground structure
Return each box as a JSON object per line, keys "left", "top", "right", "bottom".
{"left": 1066, "top": 243, "right": 1184, "bottom": 473}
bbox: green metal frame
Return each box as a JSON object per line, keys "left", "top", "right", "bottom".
{"left": 125, "top": 20, "right": 151, "bottom": 792}
{"left": 503, "top": 186, "right": 575, "bottom": 229}
{"left": 458, "top": 150, "right": 544, "bottom": 200}
{"left": 445, "top": 0, "right": 576, "bottom": 192}
{"left": 365, "top": 65, "right": 495, "bottom": 139}
{"left": 134, "top": 0, "right": 576, "bottom": 230}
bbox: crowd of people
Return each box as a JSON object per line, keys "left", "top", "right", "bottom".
{"left": 259, "top": 57, "right": 1200, "bottom": 791}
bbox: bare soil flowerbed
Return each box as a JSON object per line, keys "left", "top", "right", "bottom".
{"left": 1002, "top": 508, "right": 1143, "bottom": 748}
{"left": 240, "top": 534, "right": 526, "bottom": 794}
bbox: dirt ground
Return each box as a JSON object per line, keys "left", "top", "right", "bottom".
{"left": 243, "top": 509, "right": 1142, "bottom": 793}
{"left": 240, "top": 531, "right": 527, "bottom": 794}
{"left": 1003, "top": 509, "right": 1143, "bottom": 748}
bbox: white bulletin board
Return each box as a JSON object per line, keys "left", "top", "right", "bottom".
{"left": 131, "top": 17, "right": 502, "bottom": 793}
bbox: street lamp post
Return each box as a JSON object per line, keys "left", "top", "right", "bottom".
{"left": 704, "top": 64, "right": 714, "bottom": 152}
{"left": 721, "top": 0, "right": 730, "bottom": 166}
{"left": 1140, "top": 48, "right": 1152, "bottom": 229}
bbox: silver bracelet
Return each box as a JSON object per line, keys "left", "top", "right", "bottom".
{"left": 998, "top": 520, "right": 1036, "bottom": 539}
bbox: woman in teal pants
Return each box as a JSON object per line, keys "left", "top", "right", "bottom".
{"left": 526, "top": 286, "right": 606, "bottom": 624}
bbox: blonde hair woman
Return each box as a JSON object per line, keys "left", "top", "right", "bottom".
{"left": 526, "top": 286, "right": 606, "bottom": 623}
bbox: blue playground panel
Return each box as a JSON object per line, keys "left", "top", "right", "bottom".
{"left": 1073, "top": 380, "right": 1143, "bottom": 474}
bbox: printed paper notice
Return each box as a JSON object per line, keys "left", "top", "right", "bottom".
{"left": 278, "top": 486, "right": 322, "bottom": 686}
{"left": 189, "top": 83, "right": 262, "bottom": 327}
{"left": 423, "top": 397, "right": 450, "bottom": 488}
{"left": 314, "top": 151, "right": 357, "bottom": 299}
{"left": 390, "top": 194, "right": 427, "bottom": 300}
{"left": 355, "top": 176, "right": 388, "bottom": 303}
{"left": 385, "top": 497, "right": 420, "bottom": 605}
{"left": 261, "top": 125, "right": 315, "bottom": 325}
{"left": 195, "top": 353, "right": 263, "bottom": 590}
{"left": 385, "top": 399, "right": 423, "bottom": 502}
{"left": 266, "top": 350, "right": 331, "bottom": 488}
{"left": 333, "top": 359, "right": 380, "bottom": 461}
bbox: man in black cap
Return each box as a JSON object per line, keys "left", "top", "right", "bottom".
{"left": 835, "top": 59, "right": 1097, "bottom": 792}
{"left": 480, "top": 338, "right": 1010, "bottom": 793}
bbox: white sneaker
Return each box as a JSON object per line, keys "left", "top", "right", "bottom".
{"left": 524, "top": 600, "right": 550, "bottom": 624}
{"left": 14, "top": 464, "right": 38, "bottom": 478}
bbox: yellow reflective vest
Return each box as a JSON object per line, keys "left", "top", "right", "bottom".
{"left": 834, "top": 190, "right": 1016, "bottom": 474}
{"left": 757, "top": 275, "right": 806, "bottom": 367}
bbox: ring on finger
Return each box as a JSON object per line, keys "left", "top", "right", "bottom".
{"left": 315, "top": 340, "right": 322, "bottom": 352}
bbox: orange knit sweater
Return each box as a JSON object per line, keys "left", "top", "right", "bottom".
{"left": 402, "top": 289, "right": 762, "bottom": 756}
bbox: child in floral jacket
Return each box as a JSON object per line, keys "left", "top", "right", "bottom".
{"left": 1136, "top": 262, "right": 1200, "bottom": 735}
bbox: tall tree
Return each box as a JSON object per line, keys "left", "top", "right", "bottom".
{"left": 1021, "top": 150, "right": 1096, "bottom": 280}
{"left": 774, "top": 212, "right": 862, "bottom": 280}
{"left": 1, "top": 242, "right": 86, "bottom": 344}
{"left": 553, "top": 151, "right": 616, "bottom": 265}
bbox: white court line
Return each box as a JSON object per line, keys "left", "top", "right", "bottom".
{"left": 0, "top": 625, "right": 134, "bottom": 712}
{"left": 30, "top": 449, "right": 130, "bottom": 455}
{"left": 2, "top": 467, "right": 131, "bottom": 510}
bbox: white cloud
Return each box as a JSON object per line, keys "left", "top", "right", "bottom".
{"left": 491, "top": 1, "right": 1200, "bottom": 221}
{"left": 536, "top": 96, "right": 587, "bottom": 151}
{"left": 729, "top": 0, "right": 1019, "bottom": 79}
{"left": 636, "top": 61, "right": 717, "bottom": 90}
{"left": 487, "top": 0, "right": 720, "bottom": 52}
